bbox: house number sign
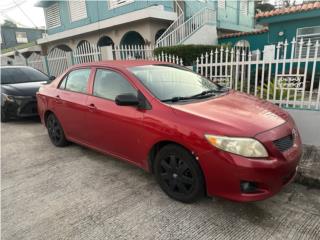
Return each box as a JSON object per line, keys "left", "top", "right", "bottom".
{"left": 276, "top": 75, "right": 303, "bottom": 90}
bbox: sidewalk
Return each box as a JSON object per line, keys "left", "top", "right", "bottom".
{"left": 295, "top": 145, "right": 320, "bottom": 188}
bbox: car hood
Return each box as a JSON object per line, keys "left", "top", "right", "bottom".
{"left": 170, "top": 91, "right": 289, "bottom": 137}
{"left": 1, "top": 81, "right": 46, "bottom": 96}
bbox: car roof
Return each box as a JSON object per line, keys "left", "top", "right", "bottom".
{"left": 0, "top": 66, "right": 34, "bottom": 69}
{"left": 72, "top": 60, "right": 174, "bottom": 69}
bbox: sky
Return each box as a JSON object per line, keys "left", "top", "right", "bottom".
{"left": 0, "top": 0, "right": 305, "bottom": 29}
{"left": 0, "top": 0, "right": 45, "bottom": 28}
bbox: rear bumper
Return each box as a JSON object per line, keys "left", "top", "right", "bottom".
{"left": 2, "top": 98, "right": 38, "bottom": 118}
{"left": 198, "top": 121, "right": 302, "bottom": 202}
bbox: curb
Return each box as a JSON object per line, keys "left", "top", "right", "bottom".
{"left": 294, "top": 145, "right": 320, "bottom": 189}
{"left": 294, "top": 171, "right": 320, "bottom": 189}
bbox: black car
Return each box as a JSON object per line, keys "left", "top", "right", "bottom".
{"left": 1, "top": 66, "right": 54, "bottom": 122}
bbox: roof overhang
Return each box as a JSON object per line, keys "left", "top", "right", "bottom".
{"left": 1, "top": 45, "right": 41, "bottom": 57}
{"left": 257, "top": 9, "right": 320, "bottom": 24}
{"left": 34, "top": 0, "right": 56, "bottom": 8}
{"left": 37, "top": 5, "right": 177, "bottom": 45}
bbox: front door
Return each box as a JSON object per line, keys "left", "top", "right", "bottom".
{"left": 85, "top": 68, "right": 145, "bottom": 165}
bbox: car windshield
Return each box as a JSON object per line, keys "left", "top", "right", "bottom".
{"left": 128, "top": 65, "right": 226, "bottom": 102}
{"left": 1, "top": 67, "right": 49, "bottom": 84}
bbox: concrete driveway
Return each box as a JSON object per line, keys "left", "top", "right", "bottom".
{"left": 1, "top": 119, "right": 320, "bottom": 240}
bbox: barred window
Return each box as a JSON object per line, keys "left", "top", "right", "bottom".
{"left": 296, "top": 26, "right": 320, "bottom": 58}
{"left": 16, "top": 32, "right": 28, "bottom": 43}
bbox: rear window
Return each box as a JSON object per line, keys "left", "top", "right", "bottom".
{"left": 1, "top": 67, "right": 49, "bottom": 84}
{"left": 60, "top": 69, "right": 91, "bottom": 94}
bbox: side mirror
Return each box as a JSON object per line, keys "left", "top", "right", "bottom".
{"left": 115, "top": 93, "right": 139, "bottom": 106}
{"left": 47, "top": 76, "right": 56, "bottom": 83}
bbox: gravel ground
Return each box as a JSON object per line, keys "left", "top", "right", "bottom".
{"left": 1, "top": 119, "right": 320, "bottom": 240}
{"left": 296, "top": 145, "right": 320, "bottom": 188}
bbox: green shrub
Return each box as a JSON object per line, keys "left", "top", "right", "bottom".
{"left": 154, "top": 44, "right": 230, "bottom": 66}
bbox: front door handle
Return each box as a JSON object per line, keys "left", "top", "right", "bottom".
{"left": 88, "top": 103, "right": 97, "bottom": 112}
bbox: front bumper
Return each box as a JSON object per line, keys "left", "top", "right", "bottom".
{"left": 2, "top": 97, "right": 38, "bottom": 118}
{"left": 198, "top": 121, "right": 302, "bottom": 202}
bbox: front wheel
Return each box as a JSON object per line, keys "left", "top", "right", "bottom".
{"left": 1, "top": 108, "right": 9, "bottom": 123}
{"left": 46, "top": 113, "right": 68, "bottom": 147}
{"left": 154, "top": 144, "right": 205, "bottom": 203}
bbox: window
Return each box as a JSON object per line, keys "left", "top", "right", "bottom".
{"left": 93, "top": 69, "right": 136, "bottom": 100}
{"left": 61, "top": 69, "right": 91, "bottom": 93}
{"left": 240, "top": 0, "right": 249, "bottom": 15}
{"left": 16, "top": 32, "right": 28, "bottom": 43}
{"left": 69, "top": 0, "right": 87, "bottom": 22}
{"left": 296, "top": 26, "right": 320, "bottom": 58}
{"left": 1, "top": 67, "right": 48, "bottom": 84}
{"left": 108, "top": 0, "right": 134, "bottom": 9}
{"left": 129, "top": 65, "right": 219, "bottom": 102}
{"left": 46, "top": 3, "right": 61, "bottom": 29}
{"left": 218, "top": 0, "right": 225, "bottom": 9}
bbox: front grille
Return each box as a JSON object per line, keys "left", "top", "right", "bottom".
{"left": 273, "top": 134, "right": 294, "bottom": 152}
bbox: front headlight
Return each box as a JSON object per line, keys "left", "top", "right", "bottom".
{"left": 2, "top": 94, "right": 15, "bottom": 102}
{"left": 205, "top": 134, "right": 268, "bottom": 158}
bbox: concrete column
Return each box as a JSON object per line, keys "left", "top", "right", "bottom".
{"left": 41, "top": 56, "right": 49, "bottom": 75}
{"left": 66, "top": 51, "right": 74, "bottom": 67}
{"left": 101, "top": 46, "right": 114, "bottom": 60}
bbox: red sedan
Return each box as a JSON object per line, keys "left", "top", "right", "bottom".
{"left": 37, "top": 61, "right": 302, "bottom": 203}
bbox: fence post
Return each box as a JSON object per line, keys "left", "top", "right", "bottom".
{"left": 41, "top": 56, "right": 49, "bottom": 75}
{"left": 66, "top": 51, "right": 74, "bottom": 67}
{"left": 101, "top": 46, "right": 114, "bottom": 60}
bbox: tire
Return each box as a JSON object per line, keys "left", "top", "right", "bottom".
{"left": 154, "top": 144, "right": 205, "bottom": 203}
{"left": 46, "top": 113, "right": 68, "bottom": 147}
{"left": 1, "top": 108, "right": 9, "bottom": 123}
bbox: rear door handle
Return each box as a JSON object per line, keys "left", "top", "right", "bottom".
{"left": 88, "top": 103, "right": 97, "bottom": 112}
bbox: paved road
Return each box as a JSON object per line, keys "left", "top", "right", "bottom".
{"left": 2, "top": 119, "right": 320, "bottom": 240}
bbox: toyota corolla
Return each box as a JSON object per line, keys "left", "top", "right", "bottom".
{"left": 37, "top": 61, "right": 302, "bottom": 203}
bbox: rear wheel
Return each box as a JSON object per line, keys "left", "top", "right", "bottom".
{"left": 154, "top": 144, "right": 205, "bottom": 203}
{"left": 46, "top": 113, "right": 68, "bottom": 147}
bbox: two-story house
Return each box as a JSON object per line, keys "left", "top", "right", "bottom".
{"left": 35, "top": 0, "right": 255, "bottom": 54}
{"left": 1, "top": 26, "right": 44, "bottom": 55}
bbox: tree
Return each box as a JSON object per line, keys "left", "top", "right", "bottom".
{"left": 256, "top": 3, "right": 275, "bottom": 13}
{"left": 282, "top": 0, "right": 298, "bottom": 7}
{"left": 1, "top": 20, "right": 17, "bottom": 28}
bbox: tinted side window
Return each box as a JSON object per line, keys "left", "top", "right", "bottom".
{"left": 64, "top": 69, "right": 90, "bottom": 93}
{"left": 93, "top": 69, "right": 136, "bottom": 100}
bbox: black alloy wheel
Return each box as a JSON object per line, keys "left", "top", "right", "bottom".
{"left": 46, "top": 113, "right": 68, "bottom": 147}
{"left": 154, "top": 144, "right": 204, "bottom": 203}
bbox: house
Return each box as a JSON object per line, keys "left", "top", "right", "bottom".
{"left": 218, "top": 2, "right": 320, "bottom": 57}
{"left": 34, "top": 0, "right": 255, "bottom": 54}
{"left": 1, "top": 26, "right": 44, "bottom": 56}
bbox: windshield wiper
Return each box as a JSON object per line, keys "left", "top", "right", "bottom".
{"left": 162, "top": 96, "right": 190, "bottom": 103}
{"left": 162, "top": 90, "right": 216, "bottom": 103}
{"left": 188, "top": 90, "right": 216, "bottom": 98}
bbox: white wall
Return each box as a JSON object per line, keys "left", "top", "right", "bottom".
{"left": 182, "top": 24, "right": 218, "bottom": 45}
{"left": 286, "top": 109, "right": 320, "bottom": 146}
